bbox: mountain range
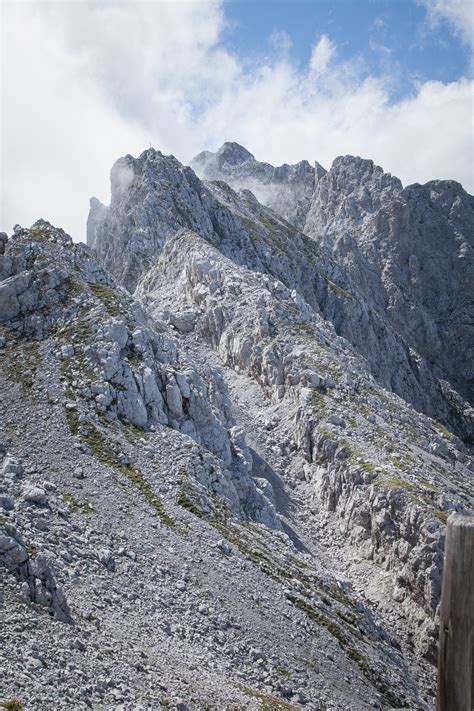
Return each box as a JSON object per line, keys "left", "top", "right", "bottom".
{"left": 1, "top": 142, "right": 473, "bottom": 710}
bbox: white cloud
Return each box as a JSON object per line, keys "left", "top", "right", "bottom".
{"left": 309, "top": 35, "right": 336, "bottom": 75}
{"left": 1, "top": 1, "right": 473, "bottom": 242}
{"left": 420, "top": 0, "right": 474, "bottom": 47}
{"left": 269, "top": 30, "right": 293, "bottom": 55}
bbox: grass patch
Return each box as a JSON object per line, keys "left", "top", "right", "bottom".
{"left": 89, "top": 282, "right": 123, "bottom": 317}
{"left": 392, "top": 458, "right": 409, "bottom": 472}
{"left": 62, "top": 492, "right": 94, "bottom": 514}
{"left": 432, "top": 421, "right": 455, "bottom": 441}
{"left": 3, "top": 341, "right": 40, "bottom": 397}
{"left": 0, "top": 702, "right": 24, "bottom": 711}
{"left": 20, "top": 228, "right": 49, "bottom": 243}
{"left": 319, "top": 272, "right": 353, "bottom": 300}
{"left": 286, "top": 594, "right": 401, "bottom": 706}
{"left": 375, "top": 475, "right": 418, "bottom": 493}
{"left": 82, "top": 423, "right": 174, "bottom": 528}
{"left": 311, "top": 391, "right": 327, "bottom": 416}
{"left": 65, "top": 408, "right": 80, "bottom": 436}
{"left": 235, "top": 683, "right": 297, "bottom": 710}
{"left": 428, "top": 508, "right": 449, "bottom": 524}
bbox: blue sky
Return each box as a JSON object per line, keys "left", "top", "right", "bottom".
{"left": 225, "top": 0, "right": 471, "bottom": 97}
{"left": 2, "top": 0, "right": 473, "bottom": 240}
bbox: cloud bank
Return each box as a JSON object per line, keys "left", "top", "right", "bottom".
{"left": 1, "top": 0, "right": 473, "bottom": 241}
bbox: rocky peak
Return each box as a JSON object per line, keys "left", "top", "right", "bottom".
{"left": 215, "top": 141, "right": 255, "bottom": 167}
{"left": 190, "top": 142, "right": 321, "bottom": 229}
{"left": 87, "top": 146, "right": 473, "bottom": 440}
{"left": 305, "top": 155, "right": 474, "bottom": 428}
{"left": 87, "top": 149, "right": 215, "bottom": 291}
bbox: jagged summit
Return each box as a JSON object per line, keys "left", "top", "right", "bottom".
{"left": 192, "top": 142, "right": 254, "bottom": 171}
{"left": 215, "top": 141, "right": 255, "bottom": 167}
{"left": 190, "top": 143, "right": 320, "bottom": 229}
{"left": 87, "top": 145, "right": 473, "bottom": 441}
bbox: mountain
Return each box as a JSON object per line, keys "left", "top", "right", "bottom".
{"left": 1, "top": 142, "right": 473, "bottom": 710}
{"left": 189, "top": 144, "right": 474, "bottom": 442}
{"left": 190, "top": 142, "right": 324, "bottom": 230}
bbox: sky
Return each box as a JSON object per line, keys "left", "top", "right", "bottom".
{"left": 1, "top": 0, "right": 473, "bottom": 242}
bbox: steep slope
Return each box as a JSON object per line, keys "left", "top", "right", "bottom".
{"left": 1, "top": 221, "right": 445, "bottom": 710}
{"left": 304, "top": 157, "right": 474, "bottom": 433}
{"left": 190, "top": 145, "right": 474, "bottom": 442}
{"left": 86, "top": 146, "right": 473, "bottom": 646}
{"left": 2, "top": 142, "right": 469, "bottom": 709}
{"left": 190, "top": 142, "right": 324, "bottom": 231}
{"left": 136, "top": 226, "right": 472, "bottom": 654}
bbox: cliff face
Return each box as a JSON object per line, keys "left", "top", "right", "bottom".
{"left": 304, "top": 156, "right": 474, "bottom": 426}
{"left": 187, "top": 145, "right": 474, "bottom": 441}
{"left": 190, "top": 142, "right": 323, "bottom": 230}
{"left": 1, "top": 141, "right": 473, "bottom": 710}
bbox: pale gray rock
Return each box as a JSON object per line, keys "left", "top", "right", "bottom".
{"left": 22, "top": 484, "right": 48, "bottom": 505}
{"left": 190, "top": 142, "right": 324, "bottom": 230}
{"left": 0, "top": 523, "right": 72, "bottom": 623}
{"left": 1, "top": 145, "right": 472, "bottom": 709}
{"left": 304, "top": 156, "right": 474, "bottom": 440}
{"left": 2, "top": 455, "right": 23, "bottom": 479}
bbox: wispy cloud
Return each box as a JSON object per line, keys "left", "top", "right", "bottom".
{"left": 1, "top": 1, "right": 473, "bottom": 241}
{"left": 419, "top": 0, "right": 474, "bottom": 47}
{"left": 309, "top": 35, "right": 336, "bottom": 75}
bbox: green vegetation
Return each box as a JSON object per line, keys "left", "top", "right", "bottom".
{"left": 178, "top": 475, "right": 205, "bottom": 517}
{"left": 55, "top": 309, "right": 94, "bottom": 344}
{"left": 122, "top": 422, "right": 147, "bottom": 445}
{"left": 27, "top": 544, "right": 38, "bottom": 558}
{"left": 62, "top": 492, "right": 94, "bottom": 514}
{"left": 318, "top": 272, "right": 353, "bottom": 300}
{"left": 375, "top": 475, "right": 419, "bottom": 494}
{"left": 428, "top": 508, "right": 449, "bottom": 524}
{"left": 432, "top": 420, "right": 455, "bottom": 441}
{"left": 21, "top": 227, "right": 49, "bottom": 243}
{"left": 285, "top": 594, "right": 400, "bottom": 705}
{"left": 375, "top": 474, "right": 449, "bottom": 526}
{"left": 235, "top": 683, "right": 297, "bottom": 710}
{"left": 3, "top": 340, "right": 40, "bottom": 396}
{"left": 60, "top": 349, "right": 97, "bottom": 386}
{"left": 311, "top": 391, "right": 327, "bottom": 416}
{"left": 89, "top": 282, "right": 123, "bottom": 317}
{"left": 0, "top": 702, "right": 24, "bottom": 711}
{"left": 65, "top": 408, "right": 80, "bottom": 436}
{"left": 64, "top": 412, "right": 174, "bottom": 527}
{"left": 126, "top": 344, "right": 144, "bottom": 367}
{"left": 392, "top": 457, "right": 409, "bottom": 472}
{"left": 176, "top": 473, "right": 403, "bottom": 699}
{"left": 318, "top": 427, "right": 336, "bottom": 441}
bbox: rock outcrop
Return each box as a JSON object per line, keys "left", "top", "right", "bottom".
{"left": 190, "top": 145, "right": 474, "bottom": 442}
{"left": 190, "top": 142, "right": 324, "bottom": 230}
{"left": 304, "top": 156, "right": 474, "bottom": 440}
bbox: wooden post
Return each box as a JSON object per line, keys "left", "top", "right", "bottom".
{"left": 437, "top": 513, "right": 474, "bottom": 711}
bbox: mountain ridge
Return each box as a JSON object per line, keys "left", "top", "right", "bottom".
{"left": 1, "top": 140, "right": 473, "bottom": 710}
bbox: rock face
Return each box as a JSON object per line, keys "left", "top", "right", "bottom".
{"left": 190, "top": 141, "right": 324, "bottom": 230}
{"left": 190, "top": 146, "right": 474, "bottom": 442}
{"left": 1, "top": 141, "right": 473, "bottom": 709}
{"left": 304, "top": 157, "right": 474, "bottom": 438}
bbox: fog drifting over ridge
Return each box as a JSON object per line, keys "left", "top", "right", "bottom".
{"left": 1, "top": 0, "right": 473, "bottom": 241}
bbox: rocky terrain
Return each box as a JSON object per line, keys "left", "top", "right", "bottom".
{"left": 1, "top": 143, "right": 473, "bottom": 710}
{"left": 191, "top": 144, "right": 474, "bottom": 442}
